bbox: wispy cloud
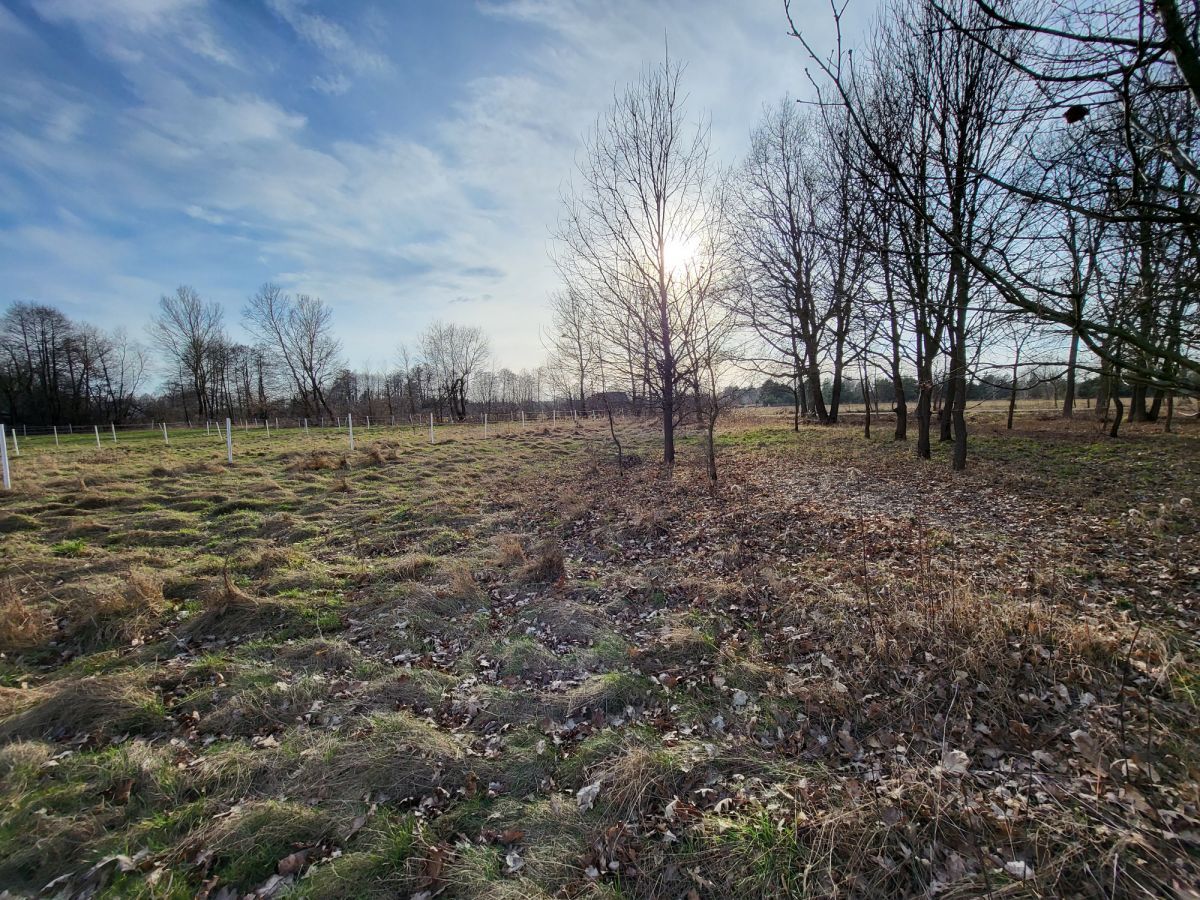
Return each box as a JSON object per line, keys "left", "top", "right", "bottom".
{"left": 266, "top": 0, "right": 388, "bottom": 94}
{"left": 30, "top": 0, "right": 233, "bottom": 64}
{"left": 0, "top": 1, "right": 858, "bottom": 368}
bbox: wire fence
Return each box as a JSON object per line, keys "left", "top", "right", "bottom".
{"left": 3, "top": 406, "right": 654, "bottom": 438}
{"left": 0, "top": 408, "right": 665, "bottom": 489}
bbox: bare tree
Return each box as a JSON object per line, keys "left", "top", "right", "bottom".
{"left": 244, "top": 284, "right": 341, "bottom": 419}
{"left": 420, "top": 321, "right": 489, "bottom": 421}
{"left": 557, "top": 55, "right": 721, "bottom": 466}
{"left": 149, "top": 286, "right": 224, "bottom": 424}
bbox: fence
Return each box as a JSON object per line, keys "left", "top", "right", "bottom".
{"left": 0, "top": 407, "right": 654, "bottom": 491}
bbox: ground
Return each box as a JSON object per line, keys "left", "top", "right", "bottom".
{"left": 0, "top": 411, "right": 1197, "bottom": 898}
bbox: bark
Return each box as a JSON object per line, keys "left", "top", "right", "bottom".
{"left": 939, "top": 375, "right": 955, "bottom": 442}
{"left": 916, "top": 374, "right": 933, "bottom": 460}
{"left": 1062, "top": 329, "right": 1079, "bottom": 418}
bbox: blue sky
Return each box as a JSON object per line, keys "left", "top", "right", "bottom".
{"left": 0, "top": 0, "right": 859, "bottom": 370}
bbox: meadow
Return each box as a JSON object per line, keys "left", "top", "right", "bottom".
{"left": 0, "top": 412, "right": 1197, "bottom": 898}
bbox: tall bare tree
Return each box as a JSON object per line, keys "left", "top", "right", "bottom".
{"left": 557, "top": 55, "right": 721, "bottom": 466}
{"left": 149, "top": 286, "right": 224, "bottom": 424}
{"left": 243, "top": 284, "right": 341, "bottom": 419}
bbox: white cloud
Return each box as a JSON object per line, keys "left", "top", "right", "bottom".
{"left": 30, "top": 0, "right": 233, "bottom": 65}
{"left": 0, "top": 4, "right": 31, "bottom": 34}
{"left": 267, "top": 0, "right": 388, "bottom": 78}
{"left": 1, "top": 1, "right": 866, "bottom": 370}
{"left": 184, "top": 204, "right": 225, "bottom": 225}
{"left": 311, "top": 72, "right": 351, "bottom": 96}
{"left": 31, "top": 0, "right": 205, "bottom": 31}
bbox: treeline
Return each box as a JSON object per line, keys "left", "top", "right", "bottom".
{"left": 547, "top": 0, "right": 1199, "bottom": 478}
{"left": 0, "top": 289, "right": 550, "bottom": 427}
{"left": 0, "top": 303, "right": 146, "bottom": 426}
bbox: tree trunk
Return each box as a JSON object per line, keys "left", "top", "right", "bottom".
{"left": 1007, "top": 353, "right": 1019, "bottom": 431}
{"left": 863, "top": 380, "right": 871, "bottom": 440}
{"left": 916, "top": 376, "right": 933, "bottom": 460}
{"left": 1062, "top": 329, "right": 1079, "bottom": 418}
{"left": 939, "top": 375, "right": 955, "bottom": 442}
{"left": 660, "top": 312, "right": 676, "bottom": 467}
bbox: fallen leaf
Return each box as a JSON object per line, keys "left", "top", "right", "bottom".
{"left": 276, "top": 849, "right": 308, "bottom": 876}
{"left": 577, "top": 782, "right": 602, "bottom": 811}
{"left": 940, "top": 749, "right": 970, "bottom": 776}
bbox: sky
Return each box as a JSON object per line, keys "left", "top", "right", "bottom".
{"left": 0, "top": 0, "right": 867, "bottom": 373}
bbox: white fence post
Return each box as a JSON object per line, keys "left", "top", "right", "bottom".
{"left": 94, "top": 425, "right": 101, "bottom": 448}
{"left": 429, "top": 413, "right": 434, "bottom": 445}
{"left": 10, "top": 428, "right": 18, "bottom": 457}
{"left": 225, "top": 417, "right": 233, "bottom": 463}
{"left": 521, "top": 410, "right": 526, "bottom": 426}
{"left": 0, "top": 424, "right": 10, "bottom": 491}
{"left": 53, "top": 425, "right": 59, "bottom": 447}
{"left": 206, "top": 420, "right": 211, "bottom": 436}
{"left": 365, "top": 415, "right": 370, "bottom": 432}
{"left": 303, "top": 418, "right": 309, "bottom": 435}
{"left": 484, "top": 413, "right": 488, "bottom": 437}
{"left": 348, "top": 413, "right": 355, "bottom": 450}
{"left": 265, "top": 419, "right": 270, "bottom": 438}
{"left": 162, "top": 423, "right": 169, "bottom": 445}
{"left": 111, "top": 423, "right": 117, "bottom": 442}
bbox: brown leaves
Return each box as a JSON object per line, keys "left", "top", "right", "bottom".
{"left": 580, "top": 823, "right": 639, "bottom": 881}
{"left": 275, "top": 849, "right": 308, "bottom": 877}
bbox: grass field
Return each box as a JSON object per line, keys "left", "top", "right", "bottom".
{"left": 0, "top": 413, "right": 1197, "bottom": 898}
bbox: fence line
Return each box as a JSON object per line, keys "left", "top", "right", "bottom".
{"left": 2, "top": 408, "right": 651, "bottom": 438}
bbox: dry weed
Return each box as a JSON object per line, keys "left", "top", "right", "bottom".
{"left": 520, "top": 540, "right": 566, "bottom": 583}
{"left": 493, "top": 534, "right": 526, "bottom": 567}
{"left": 0, "top": 580, "right": 49, "bottom": 653}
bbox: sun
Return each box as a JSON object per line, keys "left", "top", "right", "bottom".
{"left": 662, "top": 235, "right": 698, "bottom": 273}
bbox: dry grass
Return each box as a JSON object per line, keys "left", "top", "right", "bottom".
{"left": 66, "top": 568, "right": 164, "bottom": 640}
{"left": 0, "top": 675, "right": 165, "bottom": 742}
{"left": 386, "top": 553, "right": 438, "bottom": 580}
{"left": 0, "top": 580, "right": 49, "bottom": 653}
{"left": 587, "top": 737, "right": 688, "bottom": 819}
{"left": 0, "top": 418, "right": 1195, "bottom": 897}
{"left": 289, "top": 450, "right": 344, "bottom": 471}
{"left": 493, "top": 533, "right": 526, "bottom": 567}
{"left": 519, "top": 540, "right": 566, "bottom": 583}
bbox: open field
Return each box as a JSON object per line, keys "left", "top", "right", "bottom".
{"left": 0, "top": 414, "right": 1198, "bottom": 898}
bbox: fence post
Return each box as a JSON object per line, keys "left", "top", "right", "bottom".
{"left": 484, "top": 413, "right": 488, "bottom": 437}
{"left": 11, "top": 428, "right": 19, "bottom": 457}
{"left": 521, "top": 410, "right": 526, "bottom": 426}
{"left": 429, "top": 413, "right": 434, "bottom": 445}
{"left": 265, "top": 418, "right": 271, "bottom": 438}
{"left": 162, "top": 423, "right": 169, "bottom": 445}
{"left": 111, "top": 422, "right": 117, "bottom": 442}
{"left": 0, "top": 424, "right": 10, "bottom": 491}
{"left": 225, "top": 417, "right": 233, "bottom": 463}
{"left": 53, "top": 425, "right": 59, "bottom": 447}
{"left": 366, "top": 415, "right": 370, "bottom": 431}
{"left": 94, "top": 425, "right": 101, "bottom": 448}
{"left": 303, "top": 418, "right": 309, "bottom": 435}
{"left": 348, "top": 413, "right": 355, "bottom": 450}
